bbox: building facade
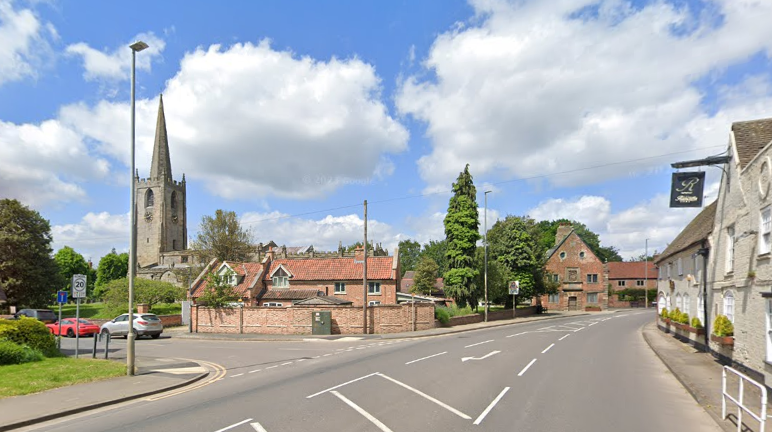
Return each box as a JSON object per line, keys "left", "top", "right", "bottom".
{"left": 606, "top": 261, "right": 658, "bottom": 308}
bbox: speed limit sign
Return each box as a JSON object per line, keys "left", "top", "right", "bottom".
{"left": 72, "top": 274, "right": 87, "bottom": 298}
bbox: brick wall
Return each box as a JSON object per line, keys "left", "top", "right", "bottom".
{"left": 441, "top": 307, "right": 537, "bottom": 326}
{"left": 193, "top": 303, "right": 435, "bottom": 335}
{"left": 545, "top": 231, "right": 607, "bottom": 311}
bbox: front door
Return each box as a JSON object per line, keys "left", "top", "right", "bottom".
{"left": 568, "top": 296, "right": 578, "bottom": 311}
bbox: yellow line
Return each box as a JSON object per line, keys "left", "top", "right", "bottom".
{"left": 146, "top": 359, "right": 226, "bottom": 401}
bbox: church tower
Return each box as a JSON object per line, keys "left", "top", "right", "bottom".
{"left": 136, "top": 95, "right": 187, "bottom": 268}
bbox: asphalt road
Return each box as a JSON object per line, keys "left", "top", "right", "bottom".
{"left": 34, "top": 311, "right": 721, "bottom": 432}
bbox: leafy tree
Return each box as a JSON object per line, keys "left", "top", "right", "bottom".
{"left": 54, "top": 246, "right": 94, "bottom": 296}
{"left": 629, "top": 251, "right": 658, "bottom": 262}
{"left": 102, "top": 277, "right": 185, "bottom": 314}
{"left": 412, "top": 257, "right": 439, "bottom": 296}
{"left": 342, "top": 241, "right": 364, "bottom": 252}
{"left": 472, "top": 246, "right": 508, "bottom": 306}
{"left": 421, "top": 239, "right": 448, "bottom": 275}
{"left": 192, "top": 209, "right": 255, "bottom": 262}
{"left": 443, "top": 165, "right": 481, "bottom": 308}
{"left": 0, "top": 199, "right": 62, "bottom": 308}
{"left": 487, "top": 216, "right": 542, "bottom": 302}
{"left": 534, "top": 219, "right": 622, "bottom": 263}
{"left": 398, "top": 239, "right": 421, "bottom": 276}
{"left": 95, "top": 249, "right": 129, "bottom": 299}
{"left": 196, "top": 271, "right": 240, "bottom": 308}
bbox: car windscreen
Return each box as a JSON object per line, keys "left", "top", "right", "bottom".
{"left": 37, "top": 311, "right": 57, "bottom": 320}
{"left": 140, "top": 315, "right": 161, "bottom": 321}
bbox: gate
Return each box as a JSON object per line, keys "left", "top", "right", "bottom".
{"left": 568, "top": 296, "right": 578, "bottom": 311}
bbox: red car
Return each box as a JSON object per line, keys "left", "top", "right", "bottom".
{"left": 46, "top": 318, "right": 101, "bottom": 337}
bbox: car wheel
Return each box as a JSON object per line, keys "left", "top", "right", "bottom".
{"left": 66, "top": 329, "right": 75, "bottom": 338}
{"left": 151, "top": 334, "right": 160, "bottom": 339}
{"left": 101, "top": 328, "right": 111, "bottom": 338}
{"left": 130, "top": 328, "right": 138, "bottom": 339}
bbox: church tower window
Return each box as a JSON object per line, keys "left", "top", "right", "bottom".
{"left": 146, "top": 189, "right": 155, "bottom": 207}
{"left": 171, "top": 191, "right": 177, "bottom": 209}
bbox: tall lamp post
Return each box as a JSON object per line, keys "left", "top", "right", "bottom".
{"left": 128, "top": 40, "right": 148, "bottom": 377}
{"left": 484, "top": 190, "right": 492, "bottom": 322}
{"left": 644, "top": 238, "right": 648, "bottom": 308}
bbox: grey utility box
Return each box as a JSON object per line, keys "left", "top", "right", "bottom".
{"left": 312, "top": 311, "right": 332, "bottom": 335}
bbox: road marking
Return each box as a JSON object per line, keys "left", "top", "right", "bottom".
{"left": 250, "top": 422, "right": 268, "bottom": 432}
{"left": 266, "top": 365, "right": 278, "bottom": 369}
{"left": 473, "top": 387, "right": 510, "bottom": 425}
{"left": 518, "top": 359, "right": 537, "bottom": 377}
{"left": 214, "top": 418, "right": 253, "bottom": 432}
{"left": 296, "top": 359, "right": 306, "bottom": 362}
{"left": 541, "top": 343, "right": 555, "bottom": 354}
{"left": 307, "top": 372, "right": 380, "bottom": 398}
{"left": 559, "top": 334, "right": 571, "bottom": 341}
{"left": 462, "top": 350, "right": 501, "bottom": 362}
{"left": 281, "top": 362, "right": 293, "bottom": 366}
{"left": 249, "top": 369, "right": 261, "bottom": 373}
{"left": 312, "top": 355, "right": 320, "bottom": 359}
{"left": 465, "top": 339, "right": 494, "bottom": 348}
{"left": 506, "top": 332, "right": 527, "bottom": 338}
{"left": 231, "top": 373, "right": 244, "bottom": 378}
{"left": 376, "top": 373, "right": 471, "bottom": 419}
{"left": 574, "top": 327, "right": 584, "bottom": 332}
{"left": 589, "top": 322, "right": 597, "bottom": 326}
{"left": 146, "top": 359, "right": 226, "bottom": 401}
{"left": 405, "top": 351, "right": 447, "bottom": 365}
{"left": 323, "top": 353, "right": 332, "bottom": 357}
{"left": 331, "top": 391, "right": 394, "bottom": 432}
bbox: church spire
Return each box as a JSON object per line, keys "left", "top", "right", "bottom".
{"left": 150, "top": 94, "right": 173, "bottom": 180}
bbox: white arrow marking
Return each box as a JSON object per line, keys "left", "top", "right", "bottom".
{"left": 461, "top": 350, "right": 501, "bottom": 362}
{"left": 250, "top": 422, "right": 268, "bottom": 432}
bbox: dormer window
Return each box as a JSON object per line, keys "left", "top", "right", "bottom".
{"left": 272, "top": 267, "right": 289, "bottom": 288}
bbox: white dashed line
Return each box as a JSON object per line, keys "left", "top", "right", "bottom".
{"left": 323, "top": 353, "right": 332, "bottom": 357}
{"left": 249, "top": 369, "right": 261, "bottom": 373}
{"left": 559, "top": 334, "right": 571, "bottom": 341}
{"left": 405, "top": 352, "right": 447, "bottom": 365}
{"left": 296, "top": 359, "right": 306, "bottom": 363}
{"left": 281, "top": 362, "right": 292, "bottom": 366}
{"left": 312, "top": 355, "right": 320, "bottom": 359}
{"left": 518, "top": 359, "right": 537, "bottom": 377}
{"left": 465, "top": 340, "right": 494, "bottom": 348}
{"left": 266, "top": 365, "right": 278, "bottom": 369}
{"left": 230, "top": 373, "right": 244, "bottom": 378}
{"left": 541, "top": 343, "right": 555, "bottom": 354}
{"left": 506, "top": 332, "right": 527, "bottom": 338}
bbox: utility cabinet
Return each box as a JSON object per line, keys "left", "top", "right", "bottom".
{"left": 312, "top": 311, "right": 332, "bottom": 335}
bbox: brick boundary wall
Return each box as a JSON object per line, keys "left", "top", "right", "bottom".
{"left": 444, "top": 307, "right": 537, "bottom": 327}
{"left": 193, "top": 303, "right": 436, "bottom": 335}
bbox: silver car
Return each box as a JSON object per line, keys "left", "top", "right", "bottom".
{"left": 100, "top": 313, "right": 163, "bottom": 339}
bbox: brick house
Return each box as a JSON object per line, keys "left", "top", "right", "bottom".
{"left": 192, "top": 246, "right": 400, "bottom": 307}
{"left": 539, "top": 224, "right": 607, "bottom": 311}
{"left": 606, "top": 261, "right": 658, "bottom": 307}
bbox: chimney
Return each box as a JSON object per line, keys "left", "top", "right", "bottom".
{"left": 555, "top": 223, "right": 573, "bottom": 246}
{"left": 266, "top": 246, "right": 275, "bottom": 261}
{"left": 354, "top": 246, "right": 365, "bottom": 263}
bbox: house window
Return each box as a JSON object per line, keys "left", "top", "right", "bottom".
{"left": 724, "top": 291, "right": 735, "bottom": 323}
{"left": 181, "top": 256, "right": 188, "bottom": 263}
{"left": 587, "top": 293, "right": 598, "bottom": 304}
{"left": 697, "top": 292, "right": 705, "bottom": 327}
{"left": 334, "top": 282, "right": 346, "bottom": 294}
{"left": 683, "top": 294, "right": 690, "bottom": 316}
{"left": 272, "top": 267, "right": 289, "bottom": 288}
{"left": 766, "top": 300, "right": 772, "bottom": 362}
{"left": 368, "top": 282, "right": 381, "bottom": 295}
{"left": 579, "top": 251, "right": 586, "bottom": 259}
{"left": 264, "top": 302, "right": 283, "bottom": 307}
{"left": 368, "top": 301, "right": 381, "bottom": 306}
{"left": 552, "top": 274, "right": 559, "bottom": 283}
{"left": 636, "top": 280, "right": 644, "bottom": 287}
{"left": 677, "top": 258, "right": 683, "bottom": 276}
{"left": 658, "top": 295, "right": 665, "bottom": 314}
{"left": 586, "top": 274, "right": 598, "bottom": 283}
{"left": 675, "top": 294, "right": 682, "bottom": 311}
{"left": 667, "top": 263, "right": 672, "bottom": 279}
{"left": 693, "top": 255, "right": 700, "bottom": 284}
{"left": 666, "top": 294, "right": 671, "bottom": 311}
{"left": 726, "top": 226, "right": 735, "bottom": 273}
{"left": 617, "top": 280, "right": 626, "bottom": 287}
{"left": 761, "top": 207, "right": 772, "bottom": 255}
{"left": 559, "top": 251, "right": 566, "bottom": 260}
{"left": 548, "top": 293, "right": 559, "bottom": 303}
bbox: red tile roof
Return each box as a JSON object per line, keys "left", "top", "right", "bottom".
{"left": 191, "top": 261, "right": 263, "bottom": 298}
{"left": 607, "top": 262, "right": 658, "bottom": 279}
{"left": 261, "top": 289, "right": 322, "bottom": 300}
{"left": 265, "top": 256, "right": 394, "bottom": 281}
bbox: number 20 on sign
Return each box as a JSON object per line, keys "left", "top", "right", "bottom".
{"left": 72, "top": 274, "right": 87, "bottom": 298}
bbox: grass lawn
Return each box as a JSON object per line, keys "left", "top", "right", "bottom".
{"left": 0, "top": 357, "right": 126, "bottom": 399}
{"left": 47, "top": 302, "right": 182, "bottom": 319}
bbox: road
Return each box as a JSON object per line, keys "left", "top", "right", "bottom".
{"left": 34, "top": 311, "right": 720, "bottom": 432}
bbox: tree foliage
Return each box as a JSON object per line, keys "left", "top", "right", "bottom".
{"left": 472, "top": 246, "right": 508, "bottom": 305}
{"left": 487, "top": 216, "right": 543, "bottom": 301}
{"left": 192, "top": 209, "right": 255, "bottom": 263}
{"left": 0, "top": 199, "right": 62, "bottom": 308}
{"left": 196, "top": 271, "right": 241, "bottom": 308}
{"left": 443, "top": 165, "right": 481, "bottom": 308}
{"left": 421, "top": 240, "right": 448, "bottom": 276}
{"left": 54, "top": 246, "right": 96, "bottom": 298}
{"left": 412, "top": 256, "right": 439, "bottom": 296}
{"left": 398, "top": 239, "right": 421, "bottom": 276}
{"left": 95, "top": 249, "right": 129, "bottom": 298}
{"left": 534, "top": 219, "right": 622, "bottom": 263}
{"left": 102, "top": 277, "right": 185, "bottom": 314}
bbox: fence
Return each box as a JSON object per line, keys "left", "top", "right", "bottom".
{"left": 722, "top": 365, "right": 768, "bottom": 432}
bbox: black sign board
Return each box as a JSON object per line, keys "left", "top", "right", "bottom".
{"left": 670, "top": 172, "right": 705, "bottom": 208}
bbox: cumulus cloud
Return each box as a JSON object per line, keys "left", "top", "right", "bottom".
{"left": 65, "top": 32, "right": 166, "bottom": 81}
{"left": 51, "top": 212, "right": 130, "bottom": 263}
{"left": 397, "top": 0, "right": 772, "bottom": 191}
{"left": 0, "top": 0, "right": 54, "bottom": 86}
{"left": 61, "top": 40, "right": 408, "bottom": 199}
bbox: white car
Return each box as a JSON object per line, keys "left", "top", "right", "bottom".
{"left": 100, "top": 313, "right": 163, "bottom": 339}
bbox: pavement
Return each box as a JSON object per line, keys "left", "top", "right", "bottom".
{"left": 0, "top": 309, "right": 740, "bottom": 431}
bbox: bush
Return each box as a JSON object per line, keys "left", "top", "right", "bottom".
{"left": 435, "top": 307, "right": 450, "bottom": 325}
{"left": 713, "top": 315, "right": 734, "bottom": 337}
{"left": 691, "top": 317, "right": 703, "bottom": 329}
{"left": 0, "top": 340, "right": 44, "bottom": 365}
{"left": 0, "top": 318, "right": 59, "bottom": 357}
{"left": 660, "top": 308, "right": 669, "bottom": 319}
{"left": 671, "top": 308, "right": 689, "bottom": 324}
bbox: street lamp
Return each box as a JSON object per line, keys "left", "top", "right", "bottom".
{"left": 644, "top": 239, "right": 648, "bottom": 309}
{"left": 128, "top": 40, "right": 148, "bottom": 377}
{"left": 484, "top": 190, "right": 492, "bottom": 322}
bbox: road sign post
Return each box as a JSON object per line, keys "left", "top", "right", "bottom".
{"left": 72, "top": 274, "right": 87, "bottom": 358}
{"left": 509, "top": 281, "right": 520, "bottom": 319}
{"left": 56, "top": 290, "right": 67, "bottom": 349}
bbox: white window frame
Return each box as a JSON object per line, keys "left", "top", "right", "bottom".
{"left": 766, "top": 300, "right": 772, "bottom": 362}
{"left": 368, "top": 301, "right": 381, "bottom": 306}
{"left": 368, "top": 282, "right": 381, "bottom": 295}
{"left": 666, "top": 294, "right": 672, "bottom": 311}
{"left": 693, "top": 254, "right": 701, "bottom": 285}
{"left": 724, "top": 291, "right": 735, "bottom": 323}
{"left": 272, "top": 276, "right": 289, "bottom": 287}
{"left": 334, "top": 282, "right": 346, "bottom": 294}
{"left": 683, "top": 294, "right": 690, "bottom": 316}
{"left": 264, "top": 302, "right": 283, "bottom": 307}
{"left": 587, "top": 293, "right": 598, "bottom": 304}
{"left": 548, "top": 293, "right": 559, "bottom": 303}
{"left": 667, "top": 263, "right": 672, "bottom": 279}
{"left": 697, "top": 292, "right": 705, "bottom": 327}
{"left": 726, "top": 226, "right": 735, "bottom": 273}
{"left": 675, "top": 294, "right": 683, "bottom": 311}
{"left": 658, "top": 295, "right": 666, "bottom": 314}
{"left": 761, "top": 207, "right": 772, "bottom": 255}
{"left": 677, "top": 258, "right": 683, "bottom": 276}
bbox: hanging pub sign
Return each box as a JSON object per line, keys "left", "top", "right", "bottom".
{"left": 670, "top": 171, "right": 705, "bottom": 208}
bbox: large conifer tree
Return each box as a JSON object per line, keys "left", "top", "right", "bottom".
{"left": 443, "top": 164, "right": 480, "bottom": 307}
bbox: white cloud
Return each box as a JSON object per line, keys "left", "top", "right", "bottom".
{"left": 0, "top": 0, "right": 52, "bottom": 86}
{"left": 0, "top": 119, "right": 110, "bottom": 206}
{"left": 397, "top": 0, "right": 772, "bottom": 192}
{"left": 527, "top": 196, "right": 612, "bottom": 234}
{"left": 51, "top": 212, "right": 129, "bottom": 264}
{"left": 61, "top": 40, "right": 408, "bottom": 199}
{"left": 65, "top": 32, "right": 166, "bottom": 81}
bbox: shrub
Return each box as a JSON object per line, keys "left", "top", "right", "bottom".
{"left": 713, "top": 315, "right": 734, "bottom": 337}
{"left": 0, "top": 340, "right": 44, "bottom": 365}
{"left": 660, "top": 308, "right": 669, "bottom": 319}
{"left": 0, "top": 318, "right": 59, "bottom": 357}
{"left": 691, "top": 317, "right": 703, "bottom": 329}
{"left": 435, "top": 307, "right": 450, "bottom": 325}
{"left": 671, "top": 308, "right": 689, "bottom": 324}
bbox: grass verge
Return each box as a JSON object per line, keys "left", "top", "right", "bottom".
{"left": 0, "top": 357, "right": 125, "bottom": 399}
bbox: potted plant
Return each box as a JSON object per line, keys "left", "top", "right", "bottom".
{"left": 711, "top": 314, "right": 734, "bottom": 346}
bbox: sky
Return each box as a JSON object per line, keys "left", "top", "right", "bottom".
{"left": 1, "top": 0, "right": 771, "bottom": 265}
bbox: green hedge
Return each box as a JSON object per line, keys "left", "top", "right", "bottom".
{"left": 0, "top": 318, "right": 59, "bottom": 358}
{"left": 0, "top": 340, "right": 44, "bottom": 365}
{"left": 435, "top": 308, "right": 450, "bottom": 325}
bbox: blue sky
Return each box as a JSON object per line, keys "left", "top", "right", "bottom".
{"left": 1, "top": 0, "right": 771, "bottom": 264}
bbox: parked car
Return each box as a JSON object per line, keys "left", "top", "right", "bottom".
{"left": 14, "top": 309, "right": 57, "bottom": 324}
{"left": 46, "top": 318, "right": 100, "bottom": 337}
{"left": 100, "top": 313, "right": 163, "bottom": 339}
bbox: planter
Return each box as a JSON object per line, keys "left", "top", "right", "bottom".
{"left": 585, "top": 306, "right": 601, "bottom": 312}
{"left": 673, "top": 321, "right": 705, "bottom": 336}
{"left": 711, "top": 334, "right": 734, "bottom": 347}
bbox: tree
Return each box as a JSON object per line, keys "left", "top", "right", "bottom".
{"left": 95, "top": 249, "right": 129, "bottom": 299}
{"left": 443, "top": 165, "right": 481, "bottom": 308}
{"left": 398, "top": 239, "right": 421, "bottom": 276}
{"left": 534, "top": 219, "right": 622, "bottom": 263}
{"left": 487, "top": 216, "right": 541, "bottom": 302}
{"left": 102, "top": 277, "right": 185, "bottom": 314}
{"left": 192, "top": 209, "right": 255, "bottom": 262}
{"left": 54, "top": 246, "right": 93, "bottom": 295}
{"left": 472, "top": 246, "right": 508, "bottom": 306}
{"left": 196, "top": 271, "right": 241, "bottom": 308}
{"left": 421, "top": 239, "right": 448, "bottom": 275}
{"left": 412, "top": 257, "right": 439, "bottom": 296}
{"left": 0, "top": 199, "right": 62, "bottom": 308}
